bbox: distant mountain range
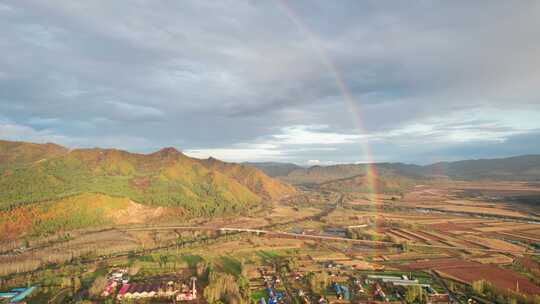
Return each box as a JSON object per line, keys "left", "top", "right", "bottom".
{"left": 0, "top": 140, "right": 296, "bottom": 239}
{"left": 247, "top": 155, "right": 540, "bottom": 185}
{"left": 242, "top": 162, "right": 302, "bottom": 177}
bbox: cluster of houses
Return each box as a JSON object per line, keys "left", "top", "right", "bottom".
{"left": 366, "top": 274, "right": 450, "bottom": 303}
{"left": 99, "top": 268, "right": 199, "bottom": 302}
{"left": 115, "top": 277, "right": 197, "bottom": 301}
{"left": 102, "top": 269, "right": 130, "bottom": 297}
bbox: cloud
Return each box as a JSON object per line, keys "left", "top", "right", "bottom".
{"left": 307, "top": 159, "right": 336, "bottom": 166}
{"left": 1, "top": 1, "right": 539, "bottom": 164}
{"left": 105, "top": 101, "right": 164, "bottom": 121}
{"left": 273, "top": 125, "right": 363, "bottom": 145}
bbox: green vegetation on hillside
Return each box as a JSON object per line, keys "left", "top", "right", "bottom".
{"left": 0, "top": 151, "right": 261, "bottom": 216}
{"left": 0, "top": 141, "right": 296, "bottom": 223}
{"left": 320, "top": 170, "right": 417, "bottom": 194}
{"left": 201, "top": 157, "right": 296, "bottom": 200}
{"left": 0, "top": 193, "right": 129, "bottom": 239}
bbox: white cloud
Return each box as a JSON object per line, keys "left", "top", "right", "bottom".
{"left": 0, "top": 121, "right": 68, "bottom": 143}
{"left": 273, "top": 125, "right": 363, "bottom": 145}
{"left": 307, "top": 159, "right": 336, "bottom": 166}
{"left": 185, "top": 125, "right": 358, "bottom": 162}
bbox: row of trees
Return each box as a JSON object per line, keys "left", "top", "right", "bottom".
{"left": 472, "top": 280, "right": 540, "bottom": 304}
{"left": 195, "top": 259, "right": 251, "bottom": 304}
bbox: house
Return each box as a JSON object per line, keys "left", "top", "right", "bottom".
{"left": 117, "top": 284, "right": 130, "bottom": 300}
{"left": 101, "top": 281, "right": 117, "bottom": 297}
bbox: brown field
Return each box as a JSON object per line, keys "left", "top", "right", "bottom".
{"left": 404, "top": 258, "right": 540, "bottom": 295}
{"left": 404, "top": 258, "right": 475, "bottom": 270}
{"left": 270, "top": 205, "right": 321, "bottom": 220}
{"left": 443, "top": 181, "right": 540, "bottom": 192}
{"left": 386, "top": 230, "right": 413, "bottom": 242}
{"left": 474, "top": 223, "right": 539, "bottom": 232}
{"left": 515, "top": 228, "right": 540, "bottom": 237}
{"left": 394, "top": 229, "right": 432, "bottom": 244}
{"left": 382, "top": 252, "right": 449, "bottom": 261}
{"left": 437, "top": 266, "right": 540, "bottom": 295}
{"left": 465, "top": 235, "right": 527, "bottom": 253}
{"left": 496, "top": 232, "right": 540, "bottom": 244}
{"left": 470, "top": 254, "right": 514, "bottom": 265}
{"left": 429, "top": 204, "right": 530, "bottom": 218}
{"left": 430, "top": 221, "right": 486, "bottom": 232}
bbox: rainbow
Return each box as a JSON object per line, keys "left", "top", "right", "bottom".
{"left": 276, "top": 1, "right": 383, "bottom": 251}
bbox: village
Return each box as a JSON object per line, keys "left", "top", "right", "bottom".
{"left": 0, "top": 253, "right": 451, "bottom": 304}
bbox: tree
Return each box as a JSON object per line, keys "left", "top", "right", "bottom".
{"left": 204, "top": 270, "right": 245, "bottom": 304}
{"left": 472, "top": 280, "right": 487, "bottom": 294}
{"left": 158, "top": 255, "right": 169, "bottom": 268}
{"left": 404, "top": 285, "right": 426, "bottom": 304}
{"left": 307, "top": 272, "right": 328, "bottom": 295}
{"left": 89, "top": 275, "right": 108, "bottom": 298}
{"left": 72, "top": 277, "right": 82, "bottom": 293}
{"left": 196, "top": 260, "right": 210, "bottom": 282}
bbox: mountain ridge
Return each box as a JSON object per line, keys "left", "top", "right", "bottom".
{"left": 0, "top": 140, "right": 296, "bottom": 215}
{"left": 256, "top": 155, "right": 540, "bottom": 185}
{"left": 242, "top": 161, "right": 303, "bottom": 177}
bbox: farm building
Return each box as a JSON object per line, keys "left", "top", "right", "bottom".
{"left": 118, "top": 282, "right": 162, "bottom": 299}
{"left": 116, "top": 278, "right": 197, "bottom": 301}
{"left": 0, "top": 286, "right": 35, "bottom": 303}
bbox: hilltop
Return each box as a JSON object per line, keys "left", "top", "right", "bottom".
{"left": 0, "top": 140, "right": 68, "bottom": 168}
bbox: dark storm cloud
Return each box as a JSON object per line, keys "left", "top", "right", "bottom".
{"left": 1, "top": 1, "right": 539, "bottom": 163}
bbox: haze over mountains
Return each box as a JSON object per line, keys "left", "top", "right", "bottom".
{"left": 248, "top": 155, "right": 540, "bottom": 184}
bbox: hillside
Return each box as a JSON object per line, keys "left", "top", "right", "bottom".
{"left": 201, "top": 158, "right": 296, "bottom": 200}
{"left": 279, "top": 164, "right": 371, "bottom": 185}
{"left": 0, "top": 140, "right": 68, "bottom": 168}
{"left": 243, "top": 162, "right": 303, "bottom": 177}
{"left": 0, "top": 193, "right": 173, "bottom": 240}
{"left": 319, "top": 168, "right": 417, "bottom": 194}
{"left": 278, "top": 155, "right": 540, "bottom": 185}
{"left": 0, "top": 140, "right": 295, "bottom": 219}
{"left": 424, "top": 155, "right": 540, "bottom": 181}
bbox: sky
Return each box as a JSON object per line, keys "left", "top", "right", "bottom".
{"left": 1, "top": 1, "right": 540, "bottom": 165}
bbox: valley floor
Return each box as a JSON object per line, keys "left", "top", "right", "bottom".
{"left": 1, "top": 181, "right": 540, "bottom": 303}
